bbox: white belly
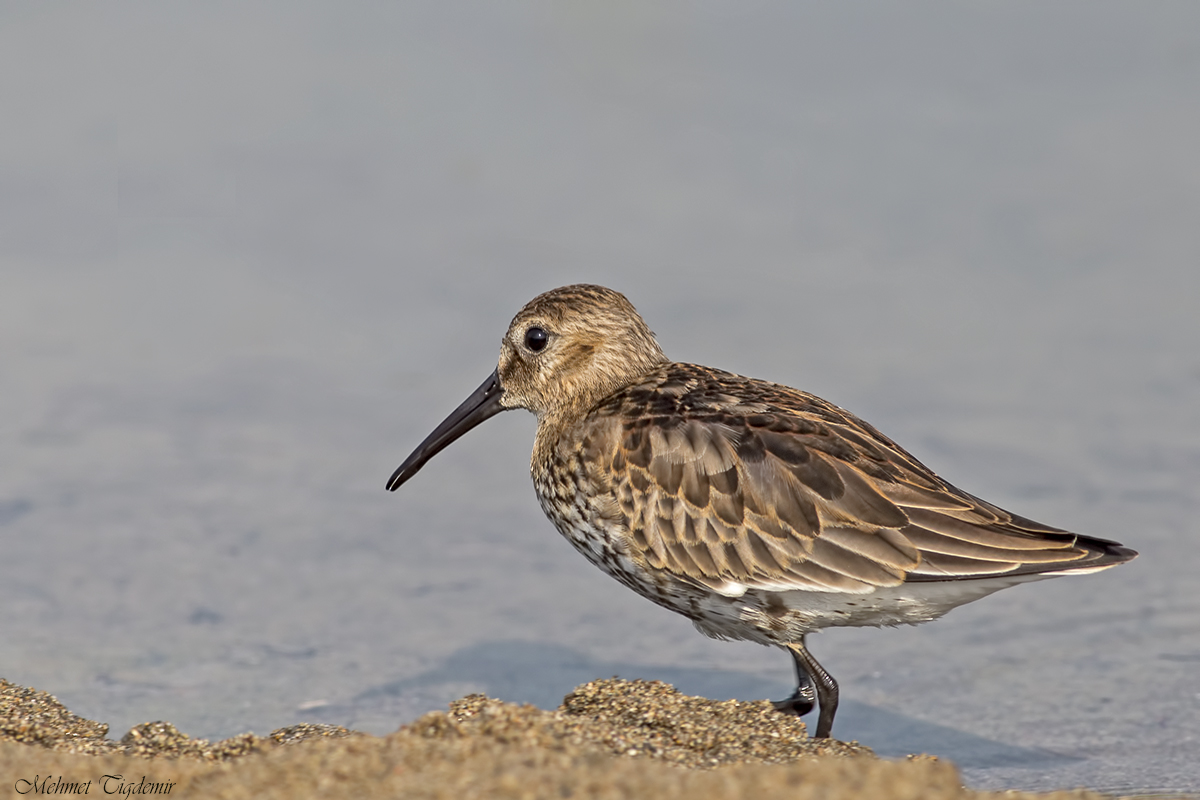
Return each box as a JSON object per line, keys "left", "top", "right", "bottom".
{"left": 689, "top": 573, "right": 1055, "bottom": 644}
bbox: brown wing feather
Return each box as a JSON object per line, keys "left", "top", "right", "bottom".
{"left": 585, "top": 364, "right": 1132, "bottom": 594}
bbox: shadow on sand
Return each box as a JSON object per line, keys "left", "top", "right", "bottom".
{"left": 354, "top": 640, "right": 1079, "bottom": 771}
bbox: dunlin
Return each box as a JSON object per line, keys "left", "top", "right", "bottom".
{"left": 387, "top": 284, "right": 1137, "bottom": 739}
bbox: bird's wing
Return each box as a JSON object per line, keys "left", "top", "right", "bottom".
{"left": 581, "top": 371, "right": 1124, "bottom": 596}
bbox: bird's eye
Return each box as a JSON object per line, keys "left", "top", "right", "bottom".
{"left": 524, "top": 326, "right": 549, "bottom": 352}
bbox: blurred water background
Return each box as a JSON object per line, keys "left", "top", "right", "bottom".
{"left": 1, "top": 2, "right": 1198, "bottom": 793}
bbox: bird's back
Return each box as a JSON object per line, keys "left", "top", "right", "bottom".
{"left": 533, "top": 361, "right": 1135, "bottom": 624}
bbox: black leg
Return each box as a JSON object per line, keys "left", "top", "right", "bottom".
{"left": 772, "top": 648, "right": 816, "bottom": 716}
{"left": 775, "top": 636, "right": 839, "bottom": 739}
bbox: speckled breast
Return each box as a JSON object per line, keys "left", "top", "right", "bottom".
{"left": 532, "top": 449, "right": 686, "bottom": 610}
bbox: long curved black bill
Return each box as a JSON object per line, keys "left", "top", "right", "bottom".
{"left": 386, "top": 369, "right": 506, "bottom": 491}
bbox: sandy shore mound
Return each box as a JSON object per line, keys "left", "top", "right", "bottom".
{"left": 0, "top": 677, "right": 356, "bottom": 759}
{"left": 0, "top": 676, "right": 1105, "bottom": 799}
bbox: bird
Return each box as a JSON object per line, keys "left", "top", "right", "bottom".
{"left": 386, "top": 284, "right": 1137, "bottom": 739}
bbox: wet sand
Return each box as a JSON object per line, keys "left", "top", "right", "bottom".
{"left": 4, "top": 4, "right": 1198, "bottom": 794}
{"left": 1, "top": 677, "right": 1111, "bottom": 799}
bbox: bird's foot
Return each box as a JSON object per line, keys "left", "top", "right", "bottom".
{"left": 771, "top": 686, "right": 815, "bottom": 717}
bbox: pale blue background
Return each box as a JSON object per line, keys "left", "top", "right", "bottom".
{"left": 1, "top": 3, "right": 1197, "bottom": 793}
